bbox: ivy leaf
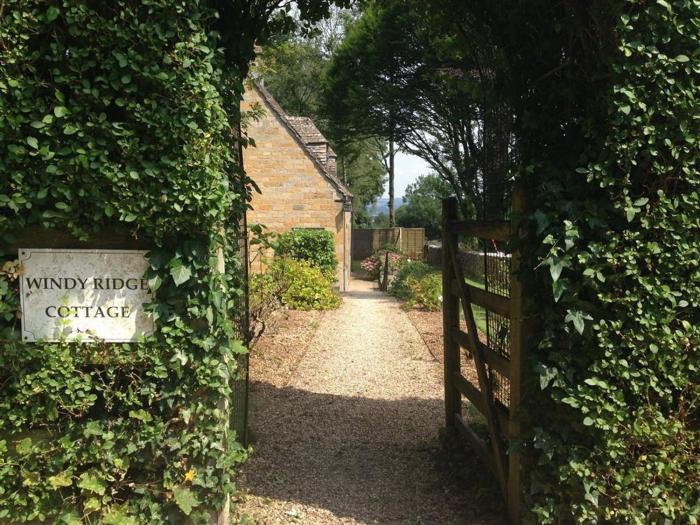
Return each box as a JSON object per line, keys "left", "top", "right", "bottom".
{"left": 15, "top": 437, "right": 33, "bottom": 455}
{"left": 173, "top": 486, "right": 199, "bottom": 515}
{"left": 656, "top": 0, "right": 672, "bottom": 12}
{"left": 48, "top": 471, "right": 73, "bottom": 488}
{"left": 58, "top": 512, "right": 81, "bottom": 525}
{"left": 537, "top": 364, "right": 559, "bottom": 390}
{"left": 170, "top": 263, "right": 192, "bottom": 287}
{"left": 45, "top": 6, "right": 60, "bottom": 22}
{"left": 549, "top": 260, "right": 563, "bottom": 282}
{"left": 128, "top": 409, "right": 152, "bottom": 423}
{"left": 77, "top": 472, "right": 106, "bottom": 495}
{"left": 674, "top": 54, "right": 689, "bottom": 63}
{"left": 103, "top": 508, "right": 137, "bottom": 525}
{"left": 565, "top": 310, "right": 587, "bottom": 334}
{"left": 147, "top": 274, "right": 162, "bottom": 292}
{"left": 231, "top": 340, "right": 247, "bottom": 354}
{"left": 552, "top": 279, "right": 565, "bottom": 302}
{"left": 26, "top": 136, "right": 39, "bottom": 149}
{"left": 54, "top": 106, "right": 69, "bottom": 118}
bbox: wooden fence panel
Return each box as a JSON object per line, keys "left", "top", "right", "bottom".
{"left": 400, "top": 228, "right": 425, "bottom": 259}
{"left": 351, "top": 227, "right": 425, "bottom": 260}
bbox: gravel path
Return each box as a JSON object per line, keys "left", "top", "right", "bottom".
{"left": 235, "top": 277, "right": 503, "bottom": 524}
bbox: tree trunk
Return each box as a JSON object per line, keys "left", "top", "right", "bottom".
{"left": 388, "top": 138, "right": 396, "bottom": 227}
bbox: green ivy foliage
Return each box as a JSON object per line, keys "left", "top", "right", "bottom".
{"left": 512, "top": 1, "right": 700, "bottom": 521}
{"left": 276, "top": 228, "right": 338, "bottom": 279}
{"left": 0, "top": 1, "right": 251, "bottom": 522}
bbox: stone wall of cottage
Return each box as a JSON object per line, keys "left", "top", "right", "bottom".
{"left": 242, "top": 85, "right": 348, "bottom": 289}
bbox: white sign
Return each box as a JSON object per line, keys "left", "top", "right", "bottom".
{"left": 18, "top": 249, "right": 155, "bottom": 342}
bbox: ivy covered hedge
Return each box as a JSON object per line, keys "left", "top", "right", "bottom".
{"left": 0, "top": 1, "right": 251, "bottom": 521}
{"left": 504, "top": 0, "right": 699, "bottom": 521}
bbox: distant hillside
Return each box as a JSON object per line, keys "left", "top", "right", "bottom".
{"left": 367, "top": 197, "right": 404, "bottom": 217}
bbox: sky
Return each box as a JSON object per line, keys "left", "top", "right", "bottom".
{"left": 382, "top": 151, "right": 432, "bottom": 198}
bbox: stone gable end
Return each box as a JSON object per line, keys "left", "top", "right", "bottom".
{"left": 241, "top": 83, "right": 351, "bottom": 290}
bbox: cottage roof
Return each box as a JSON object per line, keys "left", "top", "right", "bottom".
{"left": 251, "top": 80, "right": 351, "bottom": 200}
{"left": 286, "top": 117, "right": 329, "bottom": 146}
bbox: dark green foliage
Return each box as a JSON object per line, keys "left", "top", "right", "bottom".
{"left": 276, "top": 228, "right": 338, "bottom": 279}
{"left": 257, "top": 40, "right": 327, "bottom": 116}
{"left": 322, "top": 0, "right": 486, "bottom": 218}
{"left": 371, "top": 212, "right": 390, "bottom": 228}
{"left": 0, "top": 1, "right": 251, "bottom": 521}
{"left": 396, "top": 174, "right": 453, "bottom": 239}
{"left": 389, "top": 261, "right": 442, "bottom": 311}
{"left": 483, "top": 1, "right": 700, "bottom": 521}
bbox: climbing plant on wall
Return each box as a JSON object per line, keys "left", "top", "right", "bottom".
{"left": 0, "top": 1, "right": 250, "bottom": 521}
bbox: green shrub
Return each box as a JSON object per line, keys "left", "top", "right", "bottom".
{"left": 389, "top": 261, "right": 442, "bottom": 310}
{"left": 273, "top": 258, "right": 341, "bottom": 311}
{"left": 276, "top": 229, "right": 338, "bottom": 278}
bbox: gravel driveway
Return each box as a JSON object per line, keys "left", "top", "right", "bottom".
{"left": 234, "top": 277, "right": 504, "bottom": 524}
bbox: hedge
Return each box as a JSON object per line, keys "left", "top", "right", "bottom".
{"left": 0, "top": 1, "right": 250, "bottom": 521}
{"left": 276, "top": 228, "right": 338, "bottom": 279}
{"left": 501, "top": 1, "right": 700, "bottom": 521}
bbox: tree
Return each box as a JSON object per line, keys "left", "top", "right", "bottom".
{"left": 322, "top": 2, "right": 422, "bottom": 226}
{"left": 257, "top": 41, "right": 326, "bottom": 116}
{"left": 396, "top": 173, "right": 453, "bottom": 239}
{"left": 322, "top": 0, "right": 513, "bottom": 220}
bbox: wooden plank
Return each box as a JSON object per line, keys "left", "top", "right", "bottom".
{"left": 445, "top": 227, "right": 508, "bottom": 497}
{"left": 454, "top": 413, "right": 497, "bottom": 478}
{"left": 452, "top": 329, "right": 511, "bottom": 377}
{"left": 448, "top": 220, "right": 510, "bottom": 241}
{"left": 3, "top": 225, "right": 153, "bottom": 253}
{"left": 450, "top": 279, "right": 510, "bottom": 317}
{"left": 454, "top": 373, "right": 509, "bottom": 434}
{"left": 442, "top": 198, "right": 462, "bottom": 428}
{"left": 469, "top": 284, "right": 511, "bottom": 318}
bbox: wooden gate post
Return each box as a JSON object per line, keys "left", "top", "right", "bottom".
{"left": 507, "top": 187, "right": 526, "bottom": 524}
{"left": 442, "top": 198, "right": 461, "bottom": 428}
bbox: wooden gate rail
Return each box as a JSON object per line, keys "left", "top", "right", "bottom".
{"left": 442, "top": 192, "right": 526, "bottom": 524}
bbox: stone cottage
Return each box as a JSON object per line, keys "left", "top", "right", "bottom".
{"left": 241, "top": 80, "right": 353, "bottom": 291}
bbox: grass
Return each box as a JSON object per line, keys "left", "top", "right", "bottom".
{"left": 463, "top": 277, "right": 487, "bottom": 333}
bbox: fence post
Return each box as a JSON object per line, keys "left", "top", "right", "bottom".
{"left": 507, "top": 187, "right": 526, "bottom": 524}
{"left": 442, "top": 197, "right": 461, "bottom": 428}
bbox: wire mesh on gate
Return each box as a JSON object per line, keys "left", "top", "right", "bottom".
{"left": 482, "top": 173, "right": 512, "bottom": 408}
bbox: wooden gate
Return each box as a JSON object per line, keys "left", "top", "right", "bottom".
{"left": 441, "top": 193, "right": 526, "bottom": 524}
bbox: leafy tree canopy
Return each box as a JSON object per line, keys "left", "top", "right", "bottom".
{"left": 396, "top": 173, "right": 453, "bottom": 239}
